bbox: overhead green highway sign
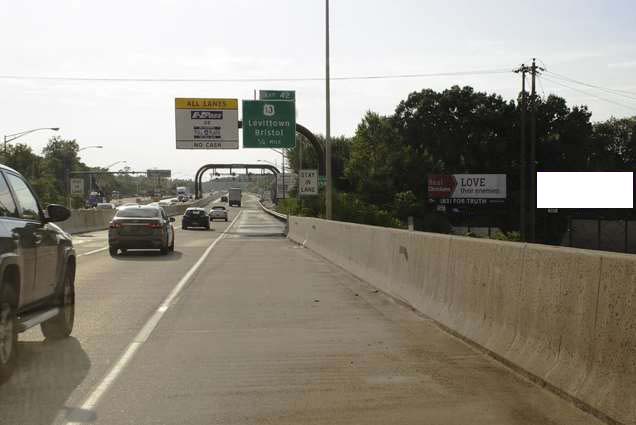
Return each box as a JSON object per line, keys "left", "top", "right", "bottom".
{"left": 242, "top": 100, "right": 296, "bottom": 148}
{"left": 259, "top": 90, "right": 295, "bottom": 101}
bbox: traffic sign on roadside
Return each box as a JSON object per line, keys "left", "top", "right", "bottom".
{"left": 175, "top": 98, "right": 239, "bottom": 149}
{"left": 299, "top": 169, "right": 318, "bottom": 195}
{"left": 242, "top": 100, "right": 296, "bottom": 148}
{"left": 276, "top": 173, "right": 297, "bottom": 199}
{"left": 259, "top": 90, "right": 295, "bottom": 101}
{"left": 70, "top": 178, "right": 84, "bottom": 196}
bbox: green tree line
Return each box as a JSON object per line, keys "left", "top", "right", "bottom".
{"left": 2, "top": 137, "right": 194, "bottom": 208}
{"left": 283, "top": 85, "right": 636, "bottom": 233}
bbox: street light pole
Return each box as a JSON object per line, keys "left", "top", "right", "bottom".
{"left": 3, "top": 127, "right": 59, "bottom": 154}
{"left": 325, "top": 0, "right": 332, "bottom": 220}
{"left": 77, "top": 145, "right": 104, "bottom": 195}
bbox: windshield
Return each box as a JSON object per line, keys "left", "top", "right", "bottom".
{"left": 116, "top": 208, "right": 160, "bottom": 218}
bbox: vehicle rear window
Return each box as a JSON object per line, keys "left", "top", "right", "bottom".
{"left": 212, "top": 206, "right": 225, "bottom": 210}
{"left": 187, "top": 210, "right": 205, "bottom": 216}
{"left": 115, "top": 208, "right": 160, "bottom": 218}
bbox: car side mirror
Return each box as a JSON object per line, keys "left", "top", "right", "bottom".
{"left": 169, "top": 217, "right": 175, "bottom": 222}
{"left": 45, "top": 204, "right": 71, "bottom": 223}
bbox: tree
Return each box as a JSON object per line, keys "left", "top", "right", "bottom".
{"left": 41, "top": 137, "right": 86, "bottom": 204}
{"left": 591, "top": 116, "right": 636, "bottom": 170}
{"left": 286, "top": 133, "right": 352, "bottom": 192}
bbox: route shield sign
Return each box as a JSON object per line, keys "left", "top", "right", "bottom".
{"left": 259, "top": 90, "right": 295, "bottom": 101}
{"left": 70, "top": 178, "right": 84, "bottom": 196}
{"left": 299, "top": 169, "right": 318, "bottom": 195}
{"left": 175, "top": 98, "right": 238, "bottom": 149}
{"left": 242, "top": 100, "right": 296, "bottom": 148}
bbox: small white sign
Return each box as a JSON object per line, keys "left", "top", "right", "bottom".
{"left": 70, "top": 178, "right": 84, "bottom": 196}
{"left": 299, "top": 169, "right": 318, "bottom": 195}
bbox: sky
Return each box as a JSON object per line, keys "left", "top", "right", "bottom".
{"left": 1, "top": 0, "right": 635, "bottom": 179}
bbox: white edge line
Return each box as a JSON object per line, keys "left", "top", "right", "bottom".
{"left": 64, "top": 210, "right": 243, "bottom": 424}
{"left": 77, "top": 247, "right": 108, "bottom": 257}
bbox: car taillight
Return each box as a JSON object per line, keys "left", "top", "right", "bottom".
{"left": 109, "top": 222, "right": 122, "bottom": 229}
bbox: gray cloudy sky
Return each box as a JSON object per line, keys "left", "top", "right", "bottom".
{"left": 1, "top": 0, "right": 635, "bottom": 177}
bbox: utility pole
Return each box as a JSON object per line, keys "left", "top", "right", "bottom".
{"left": 528, "top": 58, "right": 545, "bottom": 243}
{"left": 514, "top": 64, "right": 530, "bottom": 242}
{"left": 325, "top": 0, "right": 333, "bottom": 219}
{"left": 282, "top": 149, "right": 286, "bottom": 199}
{"left": 298, "top": 135, "right": 303, "bottom": 213}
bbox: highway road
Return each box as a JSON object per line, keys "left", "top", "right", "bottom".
{"left": 0, "top": 195, "right": 601, "bottom": 425}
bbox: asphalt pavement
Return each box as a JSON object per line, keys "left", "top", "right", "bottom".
{"left": 0, "top": 195, "right": 602, "bottom": 425}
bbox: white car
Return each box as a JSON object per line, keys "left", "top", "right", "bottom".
{"left": 96, "top": 203, "right": 116, "bottom": 209}
{"left": 209, "top": 206, "right": 228, "bottom": 221}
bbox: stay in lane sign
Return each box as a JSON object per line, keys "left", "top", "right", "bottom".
{"left": 242, "top": 100, "right": 296, "bottom": 148}
{"left": 299, "top": 169, "right": 318, "bottom": 195}
{"left": 175, "top": 98, "right": 239, "bottom": 149}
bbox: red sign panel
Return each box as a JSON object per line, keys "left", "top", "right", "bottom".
{"left": 427, "top": 175, "right": 457, "bottom": 198}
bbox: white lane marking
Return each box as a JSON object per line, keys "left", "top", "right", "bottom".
{"left": 65, "top": 210, "right": 243, "bottom": 424}
{"left": 77, "top": 247, "right": 108, "bottom": 257}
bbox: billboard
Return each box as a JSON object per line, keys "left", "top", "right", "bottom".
{"left": 428, "top": 174, "right": 506, "bottom": 206}
{"left": 175, "top": 98, "right": 239, "bottom": 149}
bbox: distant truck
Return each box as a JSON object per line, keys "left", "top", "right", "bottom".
{"left": 228, "top": 187, "right": 242, "bottom": 207}
{"left": 176, "top": 186, "right": 189, "bottom": 202}
{"left": 85, "top": 191, "right": 106, "bottom": 208}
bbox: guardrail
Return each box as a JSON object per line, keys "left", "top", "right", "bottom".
{"left": 256, "top": 198, "right": 288, "bottom": 221}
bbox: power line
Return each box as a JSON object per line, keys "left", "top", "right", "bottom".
{"left": 542, "top": 75, "right": 636, "bottom": 112}
{"left": 0, "top": 69, "right": 511, "bottom": 84}
{"left": 545, "top": 70, "right": 636, "bottom": 100}
{"left": 537, "top": 75, "right": 546, "bottom": 98}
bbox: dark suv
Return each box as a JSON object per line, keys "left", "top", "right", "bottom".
{"left": 0, "top": 164, "right": 75, "bottom": 382}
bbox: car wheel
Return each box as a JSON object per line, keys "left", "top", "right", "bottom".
{"left": 0, "top": 288, "right": 17, "bottom": 382}
{"left": 109, "top": 246, "right": 118, "bottom": 256}
{"left": 41, "top": 264, "right": 75, "bottom": 340}
{"left": 182, "top": 225, "right": 187, "bottom": 230}
{"left": 160, "top": 238, "right": 169, "bottom": 255}
{"left": 225, "top": 218, "right": 228, "bottom": 222}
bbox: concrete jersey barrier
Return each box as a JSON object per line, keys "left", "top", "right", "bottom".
{"left": 58, "top": 196, "right": 214, "bottom": 234}
{"left": 288, "top": 216, "right": 636, "bottom": 425}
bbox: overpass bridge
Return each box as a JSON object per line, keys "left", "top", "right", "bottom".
{"left": 1, "top": 194, "right": 633, "bottom": 425}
